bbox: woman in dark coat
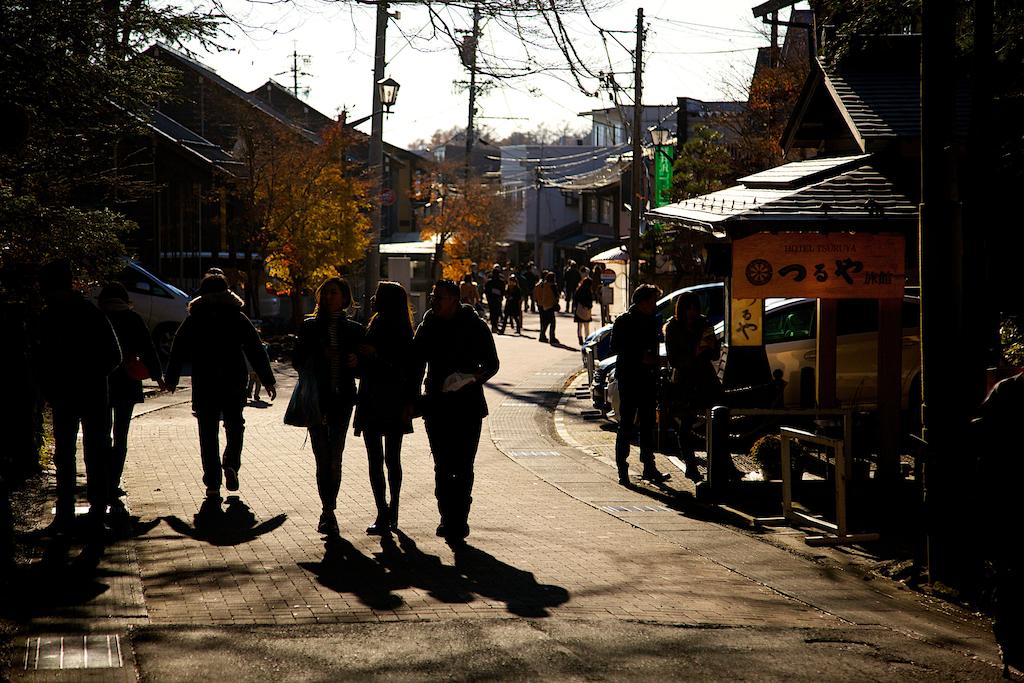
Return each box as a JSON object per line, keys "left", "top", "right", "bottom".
{"left": 573, "top": 270, "right": 595, "bottom": 345}
{"left": 98, "top": 283, "right": 165, "bottom": 513}
{"left": 292, "top": 277, "right": 364, "bottom": 536}
{"left": 500, "top": 275, "right": 523, "bottom": 335}
{"left": 664, "top": 292, "right": 723, "bottom": 483}
{"left": 354, "top": 281, "right": 416, "bottom": 534}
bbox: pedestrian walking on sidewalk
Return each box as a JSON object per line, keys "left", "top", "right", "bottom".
{"left": 165, "top": 274, "right": 276, "bottom": 501}
{"left": 459, "top": 273, "right": 479, "bottom": 308}
{"left": 97, "top": 282, "right": 166, "bottom": 517}
{"left": 292, "top": 277, "right": 364, "bottom": 536}
{"left": 563, "top": 260, "right": 580, "bottom": 311}
{"left": 485, "top": 268, "right": 505, "bottom": 333}
{"left": 611, "top": 284, "right": 669, "bottom": 485}
{"left": 975, "top": 371, "right": 1024, "bottom": 679}
{"left": 664, "top": 292, "right": 723, "bottom": 483}
{"left": 354, "top": 281, "right": 415, "bottom": 536}
{"left": 573, "top": 270, "right": 594, "bottom": 345}
{"left": 37, "top": 259, "right": 122, "bottom": 540}
{"left": 501, "top": 275, "right": 523, "bottom": 335}
{"left": 413, "top": 279, "right": 499, "bottom": 543}
{"left": 534, "top": 271, "right": 560, "bottom": 344}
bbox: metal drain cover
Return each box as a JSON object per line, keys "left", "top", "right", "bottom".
{"left": 24, "top": 635, "right": 124, "bottom": 670}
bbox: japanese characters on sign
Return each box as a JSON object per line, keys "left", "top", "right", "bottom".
{"left": 730, "top": 298, "right": 763, "bottom": 347}
{"left": 732, "top": 233, "right": 906, "bottom": 299}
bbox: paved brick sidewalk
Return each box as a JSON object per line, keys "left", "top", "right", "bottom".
{"left": 6, "top": 310, "right": 1002, "bottom": 681}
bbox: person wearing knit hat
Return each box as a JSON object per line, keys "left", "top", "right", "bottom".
{"left": 97, "top": 282, "right": 166, "bottom": 520}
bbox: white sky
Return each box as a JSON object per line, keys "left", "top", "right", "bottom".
{"left": 185, "top": 1, "right": 793, "bottom": 149}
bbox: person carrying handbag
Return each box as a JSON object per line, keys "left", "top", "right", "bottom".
{"left": 291, "top": 277, "right": 364, "bottom": 536}
{"left": 573, "top": 271, "right": 594, "bottom": 345}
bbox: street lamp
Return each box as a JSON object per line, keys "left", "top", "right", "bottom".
{"left": 362, "top": 73, "right": 399, "bottom": 320}
{"left": 650, "top": 125, "right": 671, "bottom": 147}
{"left": 378, "top": 77, "right": 400, "bottom": 113}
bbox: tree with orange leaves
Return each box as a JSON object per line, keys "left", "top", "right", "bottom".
{"left": 255, "top": 125, "right": 372, "bottom": 327}
{"left": 419, "top": 169, "right": 518, "bottom": 281}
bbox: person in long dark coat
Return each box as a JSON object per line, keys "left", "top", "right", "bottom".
{"left": 611, "top": 284, "right": 669, "bottom": 485}
{"left": 975, "top": 371, "right": 1024, "bottom": 678}
{"left": 165, "top": 274, "right": 276, "bottom": 500}
{"left": 37, "top": 260, "right": 122, "bottom": 539}
{"left": 664, "top": 292, "right": 723, "bottom": 483}
{"left": 501, "top": 275, "right": 524, "bottom": 335}
{"left": 484, "top": 268, "right": 505, "bottom": 333}
{"left": 412, "top": 279, "right": 499, "bottom": 544}
{"left": 354, "top": 281, "right": 416, "bottom": 535}
{"left": 97, "top": 282, "right": 165, "bottom": 514}
{"left": 573, "top": 271, "right": 595, "bottom": 345}
{"left": 292, "top": 277, "right": 364, "bottom": 536}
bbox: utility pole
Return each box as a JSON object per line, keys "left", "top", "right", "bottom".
{"left": 919, "top": 1, "right": 964, "bottom": 585}
{"left": 464, "top": 4, "right": 480, "bottom": 179}
{"left": 534, "top": 142, "right": 544, "bottom": 267}
{"left": 362, "top": 0, "right": 389, "bottom": 319}
{"left": 628, "top": 7, "right": 644, "bottom": 295}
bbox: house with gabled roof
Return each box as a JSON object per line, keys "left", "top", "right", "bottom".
{"left": 134, "top": 44, "right": 429, "bottom": 310}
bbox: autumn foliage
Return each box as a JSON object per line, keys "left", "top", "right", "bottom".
{"left": 419, "top": 169, "right": 519, "bottom": 280}
{"left": 254, "top": 125, "right": 371, "bottom": 324}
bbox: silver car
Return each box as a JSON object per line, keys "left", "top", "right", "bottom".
{"left": 604, "top": 296, "right": 921, "bottom": 422}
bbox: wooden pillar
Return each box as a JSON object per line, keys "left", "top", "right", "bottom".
{"left": 876, "top": 297, "right": 903, "bottom": 481}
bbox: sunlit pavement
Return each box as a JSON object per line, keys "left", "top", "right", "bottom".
{"left": 6, "top": 310, "right": 1006, "bottom": 681}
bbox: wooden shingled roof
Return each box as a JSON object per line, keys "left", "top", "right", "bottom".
{"left": 645, "top": 154, "right": 916, "bottom": 238}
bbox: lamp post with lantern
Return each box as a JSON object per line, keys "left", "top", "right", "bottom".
{"left": 361, "top": 72, "right": 400, "bottom": 319}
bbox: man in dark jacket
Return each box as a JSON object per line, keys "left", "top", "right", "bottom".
{"left": 165, "top": 274, "right": 276, "bottom": 499}
{"left": 37, "top": 260, "right": 122, "bottom": 538}
{"left": 484, "top": 268, "right": 505, "bottom": 333}
{"left": 563, "top": 261, "right": 581, "bottom": 311}
{"left": 413, "top": 279, "right": 499, "bottom": 543}
{"left": 611, "top": 284, "right": 669, "bottom": 485}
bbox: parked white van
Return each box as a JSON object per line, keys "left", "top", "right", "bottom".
{"left": 98, "top": 260, "right": 190, "bottom": 359}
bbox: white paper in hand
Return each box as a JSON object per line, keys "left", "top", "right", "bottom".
{"left": 442, "top": 372, "right": 476, "bottom": 393}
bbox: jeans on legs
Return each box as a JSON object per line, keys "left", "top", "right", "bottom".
{"left": 615, "top": 386, "right": 657, "bottom": 470}
{"left": 425, "top": 413, "right": 482, "bottom": 531}
{"left": 308, "top": 403, "right": 353, "bottom": 512}
{"left": 196, "top": 402, "right": 245, "bottom": 491}
{"left": 110, "top": 401, "right": 135, "bottom": 497}
{"left": 52, "top": 397, "right": 112, "bottom": 518}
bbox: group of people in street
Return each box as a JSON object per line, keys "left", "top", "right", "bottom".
{"left": 458, "top": 259, "right": 614, "bottom": 347}
{"left": 36, "top": 262, "right": 499, "bottom": 552}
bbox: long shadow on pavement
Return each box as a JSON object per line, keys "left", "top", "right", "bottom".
{"left": 163, "top": 495, "right": 286, "bottom": 546}
{"left": 298, "top": 530, "right": 569, "bottom": 617}
{"left": 451, "top": 542, "right": 569, "bottom": 617}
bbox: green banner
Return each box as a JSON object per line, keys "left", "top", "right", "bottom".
{"left": 653, "top": 146, "right": 674, "bottom": 208}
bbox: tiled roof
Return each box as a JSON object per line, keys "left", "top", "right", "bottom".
{"left": 824, "top": 66, "right": 921, "bottom": 142}
{"left": 148, "top": 110, "right": 243, "bottom": 171}
{"left": 646, "top": 155, "right": 916, "bottom": 235}
{"left": 149, "top": 43, "right": 323, "bottom": 146}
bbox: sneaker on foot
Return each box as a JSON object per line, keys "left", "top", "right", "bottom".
{"left": 538, "top": 336, "right": 548, "bottom": 343}
{"left": 224, "top": 467, "right": 239, "bottom": 491}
